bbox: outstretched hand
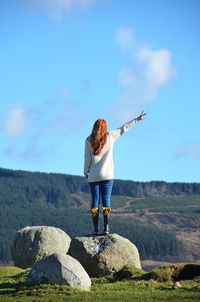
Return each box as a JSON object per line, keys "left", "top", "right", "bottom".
{"left": 137, "top": 110, "right": 147, "bottom": 121}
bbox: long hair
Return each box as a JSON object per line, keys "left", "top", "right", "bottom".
{"left": 90, "top": 119, "right": 108, "bottom": 156}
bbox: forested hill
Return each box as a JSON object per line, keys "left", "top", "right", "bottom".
{"left": 0, "top": 167, "right": 199, "bottom": 263}
{"left": 0, "top": 167, "right": 200, "bottom": 209}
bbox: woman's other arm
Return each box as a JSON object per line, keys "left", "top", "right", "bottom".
{"left": 83, "top": 138, "right": 92, "bottom": 179}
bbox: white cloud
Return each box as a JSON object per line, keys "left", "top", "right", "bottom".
{"left": 4, "top": 107, "right": 30, "bottom": 139}
{"left": 20, "top": 0, "right": 99, "bottom": 20}
{"left": 118, "top": 68, "right": 136, "bottom": 87}
{"left": 2, "top": 89, "right": 87, "bottom": 161}
{"left": 175, "top": 142, "right": 200, "bottom": 160}
{"left": 114, "top": 26, "right": 135, "bottom": 52}
{"left": 111, "top": 28, "right": 178, "bottom": 121}
{"left": 138, "top": 47, "right": 177, "bottom": 96}
{"left": 3, "top": 90, "right": 86, "bottom": 140}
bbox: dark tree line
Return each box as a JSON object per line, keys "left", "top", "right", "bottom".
{"left": 0, "top": 167, "right": 200, "bottom": 210}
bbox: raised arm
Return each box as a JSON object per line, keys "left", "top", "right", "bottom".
{"left": 110, "top": 110, "right": 147, "bottom": 141}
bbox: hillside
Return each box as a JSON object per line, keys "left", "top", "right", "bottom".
{"left": 1, "top": 167, "right": 200, "bottom": 203}
{"left": 0, "top": 167, "right": 200, "bottom": 264}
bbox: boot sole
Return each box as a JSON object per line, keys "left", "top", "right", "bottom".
{"left": 103, "top": 231, "right": 110, "bottom": 235}
{"left": 92, "top": 231, "right": 99, "bottom": 235}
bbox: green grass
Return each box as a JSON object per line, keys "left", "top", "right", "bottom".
{"left": 111, "top": 195, "right": 130, "bottom": 209}
{"left": 0, "top": 265, "right": 200, "bottom": 302}
{"left": 67, "top": 194, "right": 200, "bottom": 213}
{"left": 127, "top": 195, "right": 200, "bottom": 213}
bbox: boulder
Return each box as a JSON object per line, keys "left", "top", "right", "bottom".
{"left": 12, "top": 226, "right": 71, "bottom": 268}
{"left": 68, "top": 233, "right": 141, "bottom": 277}
{"left": 26, "top": 253, "right": 91, "bottom": 291}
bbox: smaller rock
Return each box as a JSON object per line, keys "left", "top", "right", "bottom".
{"left": 172, "top": 281, "right": 181, "bottom": 289}
{"left": 26, "top": 253, "right": 91, "bottom": 291}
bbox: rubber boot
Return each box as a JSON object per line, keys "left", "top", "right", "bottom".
{"left": 102, "top": 207, "right": 111, "bottom": 235}
{"left": 91, "top": 207, "right": 99, "bottom": 235}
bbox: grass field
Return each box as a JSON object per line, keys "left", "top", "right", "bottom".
{"left": 0, "top": 265, "right": 199, "bottom": 302}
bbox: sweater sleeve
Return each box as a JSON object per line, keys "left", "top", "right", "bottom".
{"left": 84, "top": 138, "right": 92, "bottom": 175}
{"left": 109, "top": 118, "right": 139, "bottom": 141}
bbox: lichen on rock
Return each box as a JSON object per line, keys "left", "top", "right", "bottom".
{"left": 68, "top": 233, "right": 141, "bottom": 277}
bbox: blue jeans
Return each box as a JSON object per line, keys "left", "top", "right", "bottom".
{"left": 89, "top": 179, "right": 114, "bottom": 208}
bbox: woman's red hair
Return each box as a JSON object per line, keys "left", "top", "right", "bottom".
{"left": 90, "top": 119, "right": 108, "bottom": 156}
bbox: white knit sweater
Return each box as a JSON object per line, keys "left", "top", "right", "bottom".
{"left": 84, "top": 118, "right": 139, "bottom": 182}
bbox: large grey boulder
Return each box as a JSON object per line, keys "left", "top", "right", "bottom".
{"left": 68, "top": 233, "right": 141, "bottom": 277}
{"left": 26, "top": 253, "right": 91, "bottom": 291}
{"left": 12, "top": 226, "right": 71, "bottom": 268}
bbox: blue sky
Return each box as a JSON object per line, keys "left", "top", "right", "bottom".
{"left": 0, "top": 0, "right": 199, "bottom": 183}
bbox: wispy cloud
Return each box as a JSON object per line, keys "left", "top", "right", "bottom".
{"left": 4, "top": 144, "right": 46, "bottom": 161}
{"left": 20, "top": 0, "right": 99, "bottom": 20}
{"left": 80, "top": 77, "right": 91, "bottom": 92}
{"left": 175, "top": 142, "right": 200, "bottom": 160}
{"left": 111, "top": 27, "right": 177, "bottom": 121}
{"left": 114, "top": 26, "right": 135, "bottom": 52}
{"left": 2, "top": 89, "right": 86, "bottom": 161}
{"left": 4, "top": 106, "right": 31, "bottom": 139}
{"left": 34, "top": 88, "right": 86, "bottom": 135}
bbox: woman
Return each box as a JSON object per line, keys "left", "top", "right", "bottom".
{"left": 84, "top": 111, "right": 147, "bottom": 235}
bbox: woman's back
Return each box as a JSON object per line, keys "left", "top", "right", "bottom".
{"left": 85, "top": 133, "right": 115, "bottom": 182}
